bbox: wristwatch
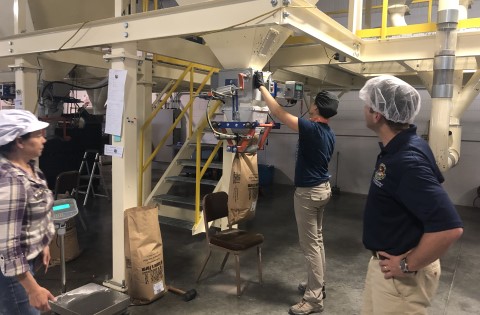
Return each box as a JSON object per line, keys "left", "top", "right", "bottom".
{"left": 399, "top": 257, "right": 415, "bottom": 273}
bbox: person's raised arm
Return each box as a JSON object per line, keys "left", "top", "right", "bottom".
{"left": 253, "top": 72, "right": 299, "bottom": 132}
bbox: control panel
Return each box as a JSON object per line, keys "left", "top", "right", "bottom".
{"left": 270, "top": 81, "right": 304, "bottom": 102}
{"left": 0, "top": 83, "right": 15, "bottom": 100}
{"left": 52, "top": 198, "right": 79, "bottom": 223}
{"left": 283, "top": 81, "right": 304, "bottom": 101}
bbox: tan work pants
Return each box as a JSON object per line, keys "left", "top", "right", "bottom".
{"left": 294, "top": 182, "right": 331, "bottom": 305}
{"left": 361, "top": 257, "right": 441, "bottom": 315}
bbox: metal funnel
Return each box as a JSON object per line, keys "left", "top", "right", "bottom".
{"left": 202, "top": 25, "right": 292, "bottom": 69}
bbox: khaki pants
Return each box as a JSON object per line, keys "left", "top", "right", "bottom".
{"left": 294, "top": 182, "right": 331, "bottom": 305}
{"left": 361, "top": 257, "right": 441, "bottom": 315}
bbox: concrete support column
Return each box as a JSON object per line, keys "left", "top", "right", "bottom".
{"left": 13, "top": 0, "right": 27, "bottom": 34}
{"left": 103, "top": 42, "right": 139, "bottom": 290}
{"left": 348, "top": 0, "right": 363, "bottom": 34}
{"left": 137, "top": 59, "right": 154, "bottom": 202}
{"left": 10, "top": 56, "right": 39, "bottom": 114}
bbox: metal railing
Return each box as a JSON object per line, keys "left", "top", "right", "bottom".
{"left": 356, "top": 0, "right": 480, "bottom": 40}
{"left": 137, "top": 57, "right": 220, "bottom": 206}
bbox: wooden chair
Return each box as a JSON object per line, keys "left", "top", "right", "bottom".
{"left": 54, "top": 170, "right": 80, "bottom": 200}
{"left": 196, "top": 191, "right": 264, "bottom": 296}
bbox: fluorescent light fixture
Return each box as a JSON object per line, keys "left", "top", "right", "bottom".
{"left": 258, "top": 28, "right": 280, "bottom": 57}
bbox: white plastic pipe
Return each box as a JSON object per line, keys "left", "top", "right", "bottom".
{"left": 389, "top": 5, "right": 409, "bottom": 26}
{"left": 428, "top": 0, "right": 459, "bottom": 171}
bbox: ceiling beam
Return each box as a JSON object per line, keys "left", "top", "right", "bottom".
{"left": 0, "top": 0, "right": 279, "bottom": 58}
{"left": 269, "top": 45, "right": 335, "bottom": 68}
{"left": 281, "top": 65, "right": 364, "bottom": 88}
{"left": 285, "top": 0, "right": 363, "bottom": 62}
{"left": 138, "top": 38, "right": 221, "bottom": 68}
{"left": 360, "top": 31, "right": 480, "bottom": 62}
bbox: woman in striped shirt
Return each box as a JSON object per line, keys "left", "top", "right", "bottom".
{"left": 0, "top": 109, "right": 56, "bottom": 314}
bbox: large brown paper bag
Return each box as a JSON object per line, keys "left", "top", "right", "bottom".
{"left": 228, "top": 153, "right": 259, "bottom": 225}
{"left": 124, "top": 206, "right": 166, "bottom": 304}
{"left": 49, "top": 218, "right": 81, "bottom": 266}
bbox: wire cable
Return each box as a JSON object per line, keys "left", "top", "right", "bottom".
{"left": 58, "top": 21, "right": 90, "bottom": 51}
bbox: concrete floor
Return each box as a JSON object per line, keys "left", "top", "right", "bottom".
{"left": 37, "top": 184, "right": 480, "bottom": 315}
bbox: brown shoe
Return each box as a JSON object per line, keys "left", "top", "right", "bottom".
{"left": 297, "top": 282, "right": 326, "bottom": 299}
{"left": 289, "top": 299, "right": 324, "bottom": 315}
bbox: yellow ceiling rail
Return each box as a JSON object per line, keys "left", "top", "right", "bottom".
{"left": 324, "top": 0, "right": 432, "bottom": 16}
{"left": 381, "top": 0, "right": 389, "bottom": 39}
{"left": 357, "top": 22, "right": 437, "bottom": 38}
{"left": 355, "top": 0, "right": 480, "bottom": 40}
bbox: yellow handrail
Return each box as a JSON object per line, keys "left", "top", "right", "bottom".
{"left": 381, "top": 0, "right": 388, "bottom": 39}
{"left": 194, "top": 100, "right": 223, "bottom": 224}
{"left": 354, "top": 0, "right": 480, "bottom": 39}
{"left": 137, "top": 62, "right": 218, "bottom": 206}
{"left": 358, "top": 0, "right": 437, "bottom": 39}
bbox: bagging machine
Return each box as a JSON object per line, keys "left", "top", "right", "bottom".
{"left": 207, "top": 68, "right": 304, "bottom": 153}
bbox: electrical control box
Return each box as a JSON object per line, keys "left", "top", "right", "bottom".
{"left": 0, "top": 83, "right": 15, "bottom": 100}
{"left": 275, "top": 81, "right": 304, "bottom": 101}
{"left": 283, "top": 81, "right": 304, "bottom": 101}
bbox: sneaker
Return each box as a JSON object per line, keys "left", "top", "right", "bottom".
{"left": 289, "top": 299, "right": 324, "bottom": 315}
{"left": 297, "top": 282, "right": 326, "bottom": 299}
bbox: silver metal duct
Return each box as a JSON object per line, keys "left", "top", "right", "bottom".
{"left": 428, "top": 0, "right": 459, "bottom": 171}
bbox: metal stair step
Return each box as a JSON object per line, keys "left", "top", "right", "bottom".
{"left": 187, "top": 143, "right": 218, "bottom": 148}
{"left": 158, "top": 215, "right": 194, "bottom": 230}
{"left": 165, "top": 176, "right": 218, "bottom": 186}
{"left": 153, "top": 194, "right": 196, "bottom": 206}
{"left": 168, "top": 142, "right": 218, "bottom": 150}
{"left": 177, "top": 159, "right": 223, "bottom": 169}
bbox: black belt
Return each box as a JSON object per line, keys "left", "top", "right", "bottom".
{"left": 371, "top": 250, "right": 387, "bottom": 260}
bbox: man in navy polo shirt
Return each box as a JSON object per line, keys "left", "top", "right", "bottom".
{"left": 254, "top": 72, "right": 338, "bottom": 315}
{"left": 359, "top": 75, "right": 463, "bottom": 315}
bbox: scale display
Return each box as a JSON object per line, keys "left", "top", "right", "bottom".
{"left": 52, "top": 198, "right": 79, "bottom": 223}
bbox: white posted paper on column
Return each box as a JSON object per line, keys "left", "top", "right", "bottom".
{"left": 105, "top": 69, "right": 127, "bottom": 136}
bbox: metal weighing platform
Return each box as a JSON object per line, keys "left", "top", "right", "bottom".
{"left": 49, "top": 199, "right": 131, "bottom": 315}
{"left": 49, "top": 283, "right": 130, "bottom": 315}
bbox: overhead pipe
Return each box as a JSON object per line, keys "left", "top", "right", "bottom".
{"left": 388, "top": 0, "right": 411, "bottom": 27}
{"left": 428, "top": 0, "right": 459, "bottom": 171}
{"left": 458, "top": 0, "right": 473, "bottom": 20}
{"left": 447, "top": 55, "right": 480, "bottom": 168}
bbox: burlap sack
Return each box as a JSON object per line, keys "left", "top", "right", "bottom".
{"left": 228, "top": 153, "right": 259, "bottom": 225}
{"left": 124, "top": 206, "right": 166, "bottom": 305}
{"left": 49, "top": 218, "right": 81, "bottom": 266}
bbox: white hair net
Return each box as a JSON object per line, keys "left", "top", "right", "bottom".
{"left": 0, "top": 109, "right": 49, "bottom": 146}
{"left": 359, "top": 75, "right": 421, "bottom": 123}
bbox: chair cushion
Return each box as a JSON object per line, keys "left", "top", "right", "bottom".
{"left": 210, "top": 229, "right": 264, "bottom": 251}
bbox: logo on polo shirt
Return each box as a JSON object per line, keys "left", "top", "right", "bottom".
{"left": 374, "top": 163, "right": 386, "bottom": 181}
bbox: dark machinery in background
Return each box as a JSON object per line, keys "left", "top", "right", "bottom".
{"left": 38, "top": 80, "right": 108, "bottom": 189}
{"left": 0, "top": 83, "right": 16, "bottom": 100}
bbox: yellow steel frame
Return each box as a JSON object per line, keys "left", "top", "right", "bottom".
{"left": 356, "top": 0, "right": 480, "bottom": 40}
{"left": 137, "top": 56, "right": 219, "bottom": 206}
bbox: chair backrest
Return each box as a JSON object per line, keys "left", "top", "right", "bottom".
{"left": 202, "top": 191, "right": 228, "bottom": 222}
{"left": 54, "top": 170, "right": 80, "bottom": 199}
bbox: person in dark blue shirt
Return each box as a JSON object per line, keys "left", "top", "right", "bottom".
{"left": 359, "top": 75, "right": 463, "bottom": 315}
{"left": 254, "top": 72, "right": 338, "bottom": 315}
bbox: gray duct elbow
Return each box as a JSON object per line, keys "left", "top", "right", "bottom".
{"left": 448, "top": 123, "right": 462, "bottom": 169}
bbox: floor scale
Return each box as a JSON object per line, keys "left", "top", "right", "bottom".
{"left": 48, "top": 198, "right": 130, "bottom": 315}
